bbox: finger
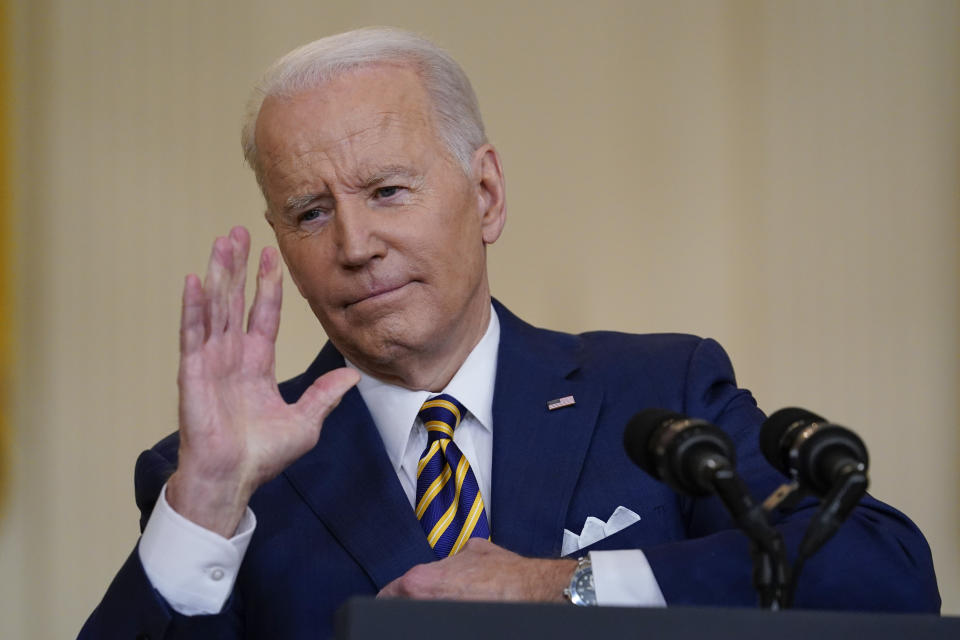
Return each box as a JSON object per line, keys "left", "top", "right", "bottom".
{"left": 247, "top": 246, "right": 283, "bottom": 342}
{"left": 225, "top": 226, "right": 251, "bottom": 333}
{"left": 203, "top": 236, "right": 232, "bottom": 336}
{"left": 377, "top": 564, "right": 437, "bottom": 600}
{"left": 377, "top": 578, "right": 401, "bottom": 599}
{"left": 297, "top": 367, "right": 361, "bottom": 426}
{"left": 180, "top": 274, "right": 205, "bottom": 356}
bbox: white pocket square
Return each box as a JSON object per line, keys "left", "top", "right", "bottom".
{"left": 562, "top": 505, "right": 641, "bottom": 556}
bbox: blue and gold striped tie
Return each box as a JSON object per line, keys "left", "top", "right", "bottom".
{"left": 414, "top": 394, "right": 490, "bottom": 558}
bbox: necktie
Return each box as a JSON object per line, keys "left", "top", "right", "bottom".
{"left": 414, "top": 394, "right": 490, "bottom": 558}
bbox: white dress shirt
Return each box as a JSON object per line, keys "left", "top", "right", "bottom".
{"left": 139, "top": 305, "right": 665, "bottom": 614}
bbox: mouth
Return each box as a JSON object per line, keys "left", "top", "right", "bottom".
{"left": 346, "top": 280, "right": 414, "bottom": 308}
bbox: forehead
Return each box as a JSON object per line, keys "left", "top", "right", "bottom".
{"left": 254, "top": 64, "right": 440, "bottom": 182}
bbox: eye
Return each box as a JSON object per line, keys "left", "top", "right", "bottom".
{"left": 375, "top": 185, "right": 403, "bottom": 199}
{"left": 299, "top": 208, "right": 327, "bottom": 223}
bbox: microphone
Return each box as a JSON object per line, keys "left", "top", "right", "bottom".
{"left": 624, "top": 408, "right": 789, "bottom": 609}
{"left": 760, "top": 408, "right": 869, "bottom": 495}
{"left": 623, "top": 408, "right": 736, "bottom": 496}
{"left": 760, "top": 408, "right": 870, "bottom": 605}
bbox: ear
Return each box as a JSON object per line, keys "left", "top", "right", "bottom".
{"left": 470, "top": 144, "right": 507, "bottom": 245}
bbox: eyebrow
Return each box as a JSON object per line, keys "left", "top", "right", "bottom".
{"left": 283, "top": 190, "right": 330, "bottom": 213}
{"left": 282, "top": 166, "right": 423, "bottom": 214}
{"left": 284, "top": 192, "right": 328, "bottom": 213}
{"left": 360, "top": 165, "right": 421, "bottom": 189}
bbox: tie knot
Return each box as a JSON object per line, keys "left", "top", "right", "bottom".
{"left": 419, "top": 394, "right": 466, "bottom": 441}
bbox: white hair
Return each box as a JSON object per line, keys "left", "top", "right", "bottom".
{"left": 240, "top": 27, "right": 487, "bottom": 180}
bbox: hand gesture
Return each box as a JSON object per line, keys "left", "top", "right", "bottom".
{"left": 167, "top": 227, "right": 359, "bottom": 536}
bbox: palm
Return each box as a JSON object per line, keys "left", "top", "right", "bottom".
{"left": 169, "top": 227, "right": 358, "bottom": 536}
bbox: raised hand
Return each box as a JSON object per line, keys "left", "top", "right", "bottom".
{"left": 166, "top": 227, "right": 359, "bottom": 537}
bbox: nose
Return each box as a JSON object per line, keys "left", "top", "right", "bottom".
{"left": 333, "top": 199, "right": 387, "bottom": 268}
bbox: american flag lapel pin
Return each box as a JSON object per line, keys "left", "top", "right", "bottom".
{"left": 547, "top": 395, "right": 576, "bottom": 411}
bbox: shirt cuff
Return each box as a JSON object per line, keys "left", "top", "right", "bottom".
{"left": 590, "top": 549, "right": 667, "bottom": 607}
{"left": 138, "top": 482, "right": 256, "bottom": 615}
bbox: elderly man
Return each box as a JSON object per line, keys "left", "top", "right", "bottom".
{"left": 80, "top": 27, "right": 939, "bottom": 639}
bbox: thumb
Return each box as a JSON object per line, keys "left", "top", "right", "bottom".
{"left": 297, "top": 367, "right": 361, "bottom": 425}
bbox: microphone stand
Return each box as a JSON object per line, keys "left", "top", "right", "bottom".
{"left": 784, "top": 468, "right": 868, "bottom": 606}
{"left": 705, "top": 460, "right": 789, "bottom": 609}
{"left": 761, "top": 465, "right": 868, "bottom": 607}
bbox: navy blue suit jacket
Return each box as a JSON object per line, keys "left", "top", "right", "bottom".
{"left": 80, "top": 301, "right": 940, "bottom": 639}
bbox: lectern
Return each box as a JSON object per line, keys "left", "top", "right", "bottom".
{"left": 336, "top": 598, "right": 958, "bottom": 640}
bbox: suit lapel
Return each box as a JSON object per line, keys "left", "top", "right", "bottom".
{"left": 282, "top": 347, "right": 434, "bottom": 590}
{"left": 489, "top": 302, "right": 603, "bottom": 558}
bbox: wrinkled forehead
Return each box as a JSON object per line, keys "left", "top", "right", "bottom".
{"left": 254, "top": 63, "right": 440, "bottom": 166}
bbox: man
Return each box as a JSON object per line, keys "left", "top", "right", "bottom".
{"left": 80, "top": 27, "right": 939, "bottom": 639}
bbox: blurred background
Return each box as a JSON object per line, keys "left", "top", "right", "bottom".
{"left": 0, "top": 0, "right": 957, "bottom": 636}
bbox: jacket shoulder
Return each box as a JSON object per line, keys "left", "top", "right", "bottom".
{"left": 572, "top": 330, "right": 743, "bottom": 418}
{"left": 577, "top": 329, "right": 704, "bottom": 365}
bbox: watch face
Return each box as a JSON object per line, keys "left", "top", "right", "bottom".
{"left": 571, "top": 565, "right": 597, "bottom": 606}
{"left": 576, "top": 572, "right": 595, "bottom": 593}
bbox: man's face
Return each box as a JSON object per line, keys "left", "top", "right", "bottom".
{"left": 254, "top": 64, "right": 504, "bottom": 387}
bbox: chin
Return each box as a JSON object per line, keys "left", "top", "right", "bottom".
{"left": 331, "top": 315, "right": 433, "bottom": 365}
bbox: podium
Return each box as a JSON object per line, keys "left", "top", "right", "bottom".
{"left": 336, "top": 598, "right": 959, "bottom": 639}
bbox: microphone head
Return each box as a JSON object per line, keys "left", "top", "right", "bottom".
{"left": 623, "top": 408, "right": 682, "bottom": 474}
{"left": 761, "top": 407, "right": 868, "bottom": 495}
{"left": 760, "top": 407, "right": 826, "bottom": 474}
{"left": 624, "top": 408, "right": 735, "bottom": 496}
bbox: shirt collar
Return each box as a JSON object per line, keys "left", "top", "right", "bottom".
{"left": 346, "top": 305, "right": 500, "bottom": 473}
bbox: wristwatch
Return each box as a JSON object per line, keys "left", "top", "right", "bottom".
{"left": 563, "top": 556, "right": 597, "bottom": 606}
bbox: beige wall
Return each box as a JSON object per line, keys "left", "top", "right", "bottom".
{"left": 2, "top": 1, "right": 957, "bottom": 636}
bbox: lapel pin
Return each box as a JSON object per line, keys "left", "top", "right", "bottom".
{"left": 547, "top": 395, "right": 576, "bottom": 411}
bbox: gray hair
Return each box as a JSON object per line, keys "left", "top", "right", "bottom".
{"left": 240, "top": 27, "right": 487, "bottom": 180}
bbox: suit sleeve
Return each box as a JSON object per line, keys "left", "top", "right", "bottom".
{"left": 77, "top": 446, "right": 245, "bottom": 639}
{"left": 641, "top": 338, "right": 941, "bottom": 612}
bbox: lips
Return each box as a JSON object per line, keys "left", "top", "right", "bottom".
{"left": 345, "top": 280, "right": 413, "bottom": 307}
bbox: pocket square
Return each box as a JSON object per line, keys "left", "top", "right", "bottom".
{"left": 562, "top": 506, "right": 641, "bottom": 556}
